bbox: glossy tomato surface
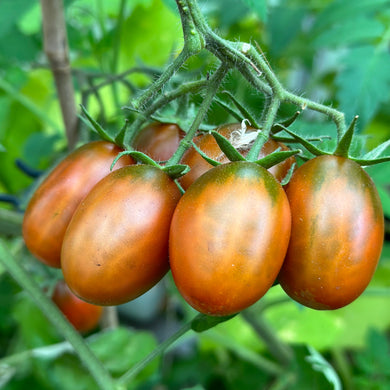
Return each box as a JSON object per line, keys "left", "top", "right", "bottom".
{"left": 179, "top": 123, "right": 295, "bottom": 190}
{"left": 170, "top": 161, "right": 291, "bottom": 316}
{"left": 52, "top": 280, "right": 103, "bottom": 332}
{"left": 61, "top": 165, "right": 181, "bottom": 306}
{"left": 278, "top": 155, "right": 384, "bottom": 310}
{"left": 133, "top": 122, "right": 185, "bottom": 162}
{"left": 22, "top": 141, "right": 134, "bottom": 268}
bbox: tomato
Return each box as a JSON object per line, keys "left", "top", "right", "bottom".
{"left": 133, "top": 122, "right": 185, "bottom": 162}
{"left": 169, "top": 161, "right": 291, "bottom": 316}
{"left": 52, "top": 280, "right": 103, "bottom": 332}
{"left": 278, "top": 155, "right": 384, "bottom": 310}
{"left": 179, "top": 123, "right": 295, "bottom": 190}
{"left": 61, "top": 164, "right": 181, "bottom": 306}
{"left": 22, "top": 141, "right": 134, "bottom": 268}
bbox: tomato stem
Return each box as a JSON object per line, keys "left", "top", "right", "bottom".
{"left": 241, "top": 309, "right": 294, "bottom": 367}
{"left": 0, "top": 240, "right": 115, "bottom": 390}
{"left": 167, "top": 64, "right": 229, "bottom": 166}
{"left": 247, "top": 98, "right": 281, "bottom": 162}
{"left": 116, "top": 320, "right": 192, "bottom": 386}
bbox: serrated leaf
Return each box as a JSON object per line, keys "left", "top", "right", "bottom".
{"left": 162, "top": 164, "right": 190, "bottom": 179}
{"left": 211, "top": 131, "right": 246, "bottom": 162}
{"left": 312, "top": 0, "right": 390, "bottom": 34}
{"left": 80, "top": 105, "right": 115, "bottom": 143}
{"left": 241, "top": 0, "right": 267, "bottom": 22}
{"left": 191, "top": 313, "right": 237, "bottom": 333}
{"left": 313, "top": 16, "right": 384, "bottom": 48}
{"left": 335, "top": 46, "right": 390, "bottom": 129}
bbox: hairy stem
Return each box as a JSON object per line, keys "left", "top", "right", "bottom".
{"left": 117, "top": 321, "right": 192, "bottom": 386}
{"left": 241, "top": 310, "right": 294, "bottom": 367}
{"left": 168, "top": 64, "right": 229, "bottom": 165}
{"left": 0, "top": 240, "right": 115, "bottom": 390}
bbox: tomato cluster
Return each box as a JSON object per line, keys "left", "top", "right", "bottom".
{"left": 22, "top": 122, "right": 384, "bottom": 317}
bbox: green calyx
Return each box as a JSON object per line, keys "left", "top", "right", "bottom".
{"left": 110, "top": 150, "right": 189, "bottom": 180}
{"left": 279, "top": 116, "right": 390, "bottom": 166}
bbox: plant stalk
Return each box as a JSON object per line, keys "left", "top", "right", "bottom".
{"left": 0, "top": 240, "right": 115, "bottom": 390}
{"left": 40, "top": 0, "right": 79, "bottom": 149}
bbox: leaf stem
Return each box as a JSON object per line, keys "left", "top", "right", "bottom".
{"left": 241, "top": 310, "right": 294, "bottom": 367}
{"left": 117, "top": 321, "right": 192, "bottom": 386}
{"left": 0, "top": 240, "right": 115, "bottom": 390}
{"left": 247, "top": 97, "right": 280, "bottom": 162}
{"left": 167, "top": 64, "right": 229, "bottom": 165}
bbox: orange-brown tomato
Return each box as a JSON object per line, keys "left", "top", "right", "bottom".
{"left": 61, "top": 165, "right": 181, "bottom": 306}
{"left": 22, "top": 141, "right": 134, "bottom": 268}
{"left": 170, "top": 161, "right": 291, "bottom": 316}
{"left": 52, "top": 280, "right": 103, "bottom": 333}
{"left": 179, "top": 123, "right": 295, "bottom": 190}
{"left": 133, "top": 122, "right": 185, "bottom": 162}
{"left": 278, "top": 155, "right": 384, "bottom": 310}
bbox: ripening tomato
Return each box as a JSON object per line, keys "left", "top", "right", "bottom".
{"left": 52, "top": 280, "right": 103, "bottom": 332}
{"left": 22, "top": 141, "right": 134, "bottom": 268}
{"left": 170, "top": 161, "right": 291, "bottom": 316}
{"left": 133, "top": 122, "right": 185, "bottom": 162}
{"left": 61, "top": 164, "right": 181, "bottom": 306}
{"left": 179, "top": 123, "right": 295, "bottom": 190}
{"left": 278, "top": 155, "right": 384, "bottom": 310}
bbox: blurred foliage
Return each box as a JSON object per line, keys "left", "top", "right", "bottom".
{"left": 0, "top": 0, "right": 389, "bottom": 389}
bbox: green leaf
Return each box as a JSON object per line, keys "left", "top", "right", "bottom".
{"left": 254, "top": 150, "right": 300, "bottom": 170}
{"left": 191, "top": 141, "right": 221, "bottom": 167}
{"left": 214, "top": 98, "right": 243, "bottom": 123}
{"left": 335, "top": 46, "right": 390, "bottom": 129}
{"left": 241, "top": 0, "right": 267, "bottom": 22}
{"left": 211, "top": 131, "right": 246, "bottom": 162}
{"left": 268, "top": 5, "right": 306, "bottom": 57}
{"left": 334, "top": 115, "right": 358, "bottom": 157}
{"left": 0, "top": 0, "right": 35, "bottom": 36}
{"left": 191, "top": 313, "right": 238, "bottom": 333}
{"left": 90, "top": 327, "right": 157, "bottom": 376}
{"left": 272, "top": 111, "right": 301, "bottom": 135}
{"left": 313, "top": 16, "right": 384, "bottom": 48}
{"left": 280, "top": 127, "right": 329, "bottom": 156}
{"left": 350, "top": 156, "right": 390, "bottom": 166}
{"left": 313, "top": 0, "right": 390, "bottom": 32}
{"left": 305, "top": 346, "right": 342, "bottom": 390}
{"left": 79, "top": 105, "right": 115, "bottom": 143}
{"left": 281, "top": 163, "right": 296, "bottom": 186}
{"left": 162, "top": 164, "right": 190, "bottom": 179}
{"left": 361, "top": 139, "right": 390, "bottom": 160}
{"left": 220, "top": 91, "right": 261, "bottom": 129}
{"left": 111, "top": 151, "right": 160, "bottom": 170}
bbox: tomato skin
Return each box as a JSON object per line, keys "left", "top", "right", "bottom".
{"left": 52, "top": 280, "right": 103, "bottom": 332}
{"left": 22, "top": 141, "right": 134, "bottom": 268}
{"left": 169, "top": 161, "right": 291, "bottom": 316}
{"left": 133, "top": 122, "right": 185, "bottom": 162}
{"left": 179, "top": 123, "right": 295, "bottom": 190}
{"left": 278, "top": 155, "right": 384, "bottom": 310}
{"left": 61, "top": 165, "right": 181, "bottom": 306}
